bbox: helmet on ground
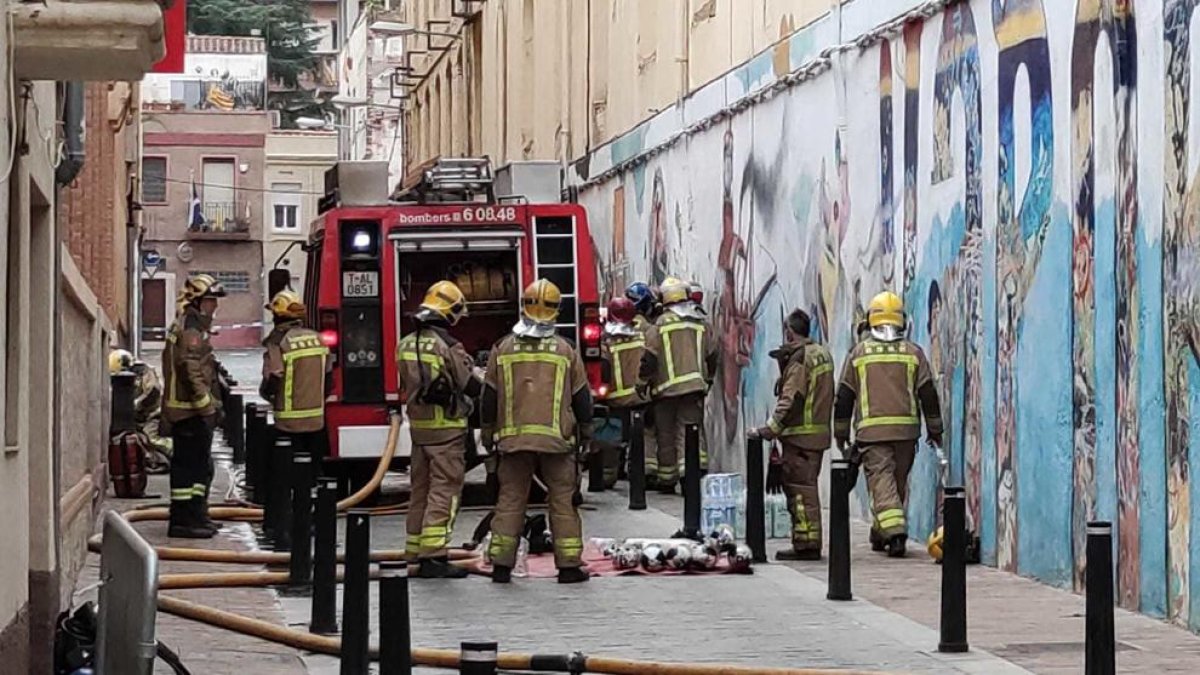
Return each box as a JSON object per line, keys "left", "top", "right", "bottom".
{"left": 867, "top": 291, "right": 905, "bottom": 328}
{"left": 730, "top": 544, "right": 754, "bottom": 573}
{"left": 420, "top": 280, "right": 468, "bottom": 325}
{"left": 607, "top": 297, "right": 637, "bottom": 325}
{"left": 624, "top": 282, "right": 654, "bottom": 315}
{"left": 268, "top": 290, "right": 306, "bottom": 320}
{"left": 108, "top": 349, "right": 133, "bottom": 375}
{"left": 641, "top": 544, "right": 666, "bottom": 572}
{"left": 185, "top": 273, "right": 227, "bottom": 302}
{"left": 927, "top": 526, "right": 945, "bottom": 562}
{"left": 521, "top": 279, "right": 561, "bottom": 324}
{"left": 660, "top": 277, "right": 689, "bottom": 305}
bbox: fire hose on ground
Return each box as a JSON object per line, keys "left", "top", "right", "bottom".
{"left": 98, "top": 412, "right": 896, "bottom": 674}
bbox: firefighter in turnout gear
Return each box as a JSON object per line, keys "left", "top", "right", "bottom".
{"left": 261, "top": 289, "right": 332, "bottom": 473}
{"left": 397, "top": 281, "right": 480, "bottom": 579}
{"left": 599, "top": 297, "right": 648, "bottom": 486}
{"left": 637, "top": 277, "right": 717, "bottom": 492}
{"left": 624, "top": 282, "right": 661, "bottom": 484}
{"left": 482, "top": 279, "right": 594, "bottom": 584}
{"left": 161, "top": 274, "right": 226, "bottom": 538}
{"left": 749, "top": 309, "right": 834, "bottom": 561}
{"left": 834, "top": 291, "right": 943, "bottom": 558}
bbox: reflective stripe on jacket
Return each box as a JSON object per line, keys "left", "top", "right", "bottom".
{"left": 162, "top": 307, "right": 217, "bottom": 424}
{"left": 835, "top": 339, "right": 935, "bottom": 443}
{"left": 602, "top": 333, "right": 646, "bottom": 408}
{"left": 397, "top": 327, "right": 473, "bottom": 445}
{"left": 273, "top": 328, "right": 329, "bottom": 433}
{"left": 643, "top": 313, "right": 716, "bottom": 399}
{"left": 766, "top": 338, "right": 834, "bottom": 450}
{"left": 484, "top": 334, "right": 589, "bottom": 453}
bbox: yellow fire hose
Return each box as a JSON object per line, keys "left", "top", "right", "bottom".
{"left": 156, "top": 594, "right": 890, "bottom": 675}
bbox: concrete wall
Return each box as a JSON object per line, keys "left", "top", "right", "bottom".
{"left": 141, "top": 110, "right": 269, "bottom": 347}
{"left": 572, "top": 0, "right": 1200, "bottom": 632}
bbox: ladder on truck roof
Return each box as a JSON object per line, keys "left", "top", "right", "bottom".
{"left": 394, "top": 157, "right": 496, "bottom": 204}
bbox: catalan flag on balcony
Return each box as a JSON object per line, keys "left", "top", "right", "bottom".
{"left": 206, "top": 84, "right": 235, "bottom": 111}
{"left": 188, "top": 178, "right": 204, "bottom": 230}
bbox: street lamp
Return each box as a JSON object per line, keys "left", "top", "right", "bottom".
{"left": 330, "top": 94, "right": 402, "bottom": 111}
{"left": 369, "top": 20, "right": 460, "bottom": 40}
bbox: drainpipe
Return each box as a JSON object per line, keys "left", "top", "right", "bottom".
{"left": 54, "top": 82, "right": 84, "bottom": 186}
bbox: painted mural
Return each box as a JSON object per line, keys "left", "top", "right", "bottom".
{"left": 575, "top": 0, "right": 1200, "bottom": 630}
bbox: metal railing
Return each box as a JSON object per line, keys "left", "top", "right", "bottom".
{"left": 190, "top": 201, "right": 251, "bottom": 234}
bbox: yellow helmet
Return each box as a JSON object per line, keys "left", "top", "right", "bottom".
{"left": 419, "top": 280, "right": 468, "bottom": 325}
{"left": 927, "top": 526, "right": 945, "bottom": 562}
{"left": 185, "top": 273, "right": 227, "bottom": 302}
{"left": 268, "top": 289, "right": 306, "bottom": 320}
{"left": 521, "top": 279, "right": 562, "bottom": 324}
{"left": 108, "top": 349, "right": 133, "bottom": 375}
{"left": 867, "top": 291, "right": 905, "bottom": 329}
{"left": 660, "top": 277, "right": 689, "bottom": 305}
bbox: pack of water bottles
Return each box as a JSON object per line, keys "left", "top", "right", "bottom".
{"left": 700, "top": 473, "right": 745, "bottom": 537}
{"left": 765, "top": 492, "right": 792, "bottom": 539}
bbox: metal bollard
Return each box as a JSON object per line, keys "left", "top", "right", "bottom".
{"left": 745, "top": 436, "right": 767, "bottom": 563}
{"left": 1085, "top": 521, "right": 1115, "bottom": 675}
{"left": 938, "top": 487, "right": 969, "bottom": 653}
{"left": 244, "top": 402, "right": 259, "bottom": 488}
{"left": 309, "top": 477, "right": 339, "bottom": 635}
{"left": 289, "top": 451, "right": 314, "bottom": 589}
{"left": 683, "top": 423, "right": 702, "bottom": 537}
{"left": 379, "top": 562, "right": 413, "bottom": 675}
{"left": 251, "top": 409, "right": 270, "bottom": 504}
{"left": 459, "top": 641, "right": 498, "bottom": 675}
{"left": 826, "top": 459, "right": 852, "bottom": 601}
{"left": 227, "top": 393, "right": 246, "bottom": 464}
{"left": 341, "top": 510, "right": 371, "bottom": 675}
{"left": 587, "top": 440, "right": 606, "bottom": 492}
{"left": 627, "top": 409, "right": 647, "bottom": 510}
{"left": 267, "top": 433, "right": 294, "bottom": 550}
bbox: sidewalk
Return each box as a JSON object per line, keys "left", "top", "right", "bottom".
{"left": 285, "top": 488, "right": 1029, "bottom": 675}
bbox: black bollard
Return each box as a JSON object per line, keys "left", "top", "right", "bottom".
{"left": 627, "top": 409, "right": 647, "bottom": 510}
{"left": 227, "top": 393, "right": 246, "bottom": 464}
{"left": 938, "top": 487, "right": 969, "bottom": 653}
{"left": 1085, "top": 521, "right": 1115, "bottom": 675}
{"left": 310, "top": 477, "right": 339, "bottom": 635}
{"left": 251, "top": 410, "right": 270, "bottom": 504}
{"left": 267, "top": 433, "right": 294, "bottom": 550}
{"left": 244, "top": 402, "right": 259, "bottom": 489}
{"left": 341, "top": 509, "right": 371, "bottom": 675}
{"left": 588, "top": 440, "right": 606, "bottom": 492}
{"left": 745, "top": 436, "right": 767, "bottom": 563}
{"left": 110, "top": 372, "right": 137, "bottom": 435}
{"left": 683, "top": 423, "right": 702, "bottom": 537}
{"left": 379, "top": 562, "right": 413, "bottom": 675}
{"left": 459, "top": 641, "right": 498, "bottom": 675}
{"left": 826, "top": 459, "right": 852, "bottom": 601}
{"left": 289, "top": 451, "right": 314, "bottom": 588}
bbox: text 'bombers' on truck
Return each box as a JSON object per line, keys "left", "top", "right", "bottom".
{"left": 300, "top": 158, "right": 603, "bottom": 478}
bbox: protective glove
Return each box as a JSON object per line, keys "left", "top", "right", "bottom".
{"left": 746, "top": 426, "right": 763, "bottom": 440}
{"left": 765, "top": 444, "right": 784, "bottom": 494}
{"left": 844, "top": 444, "right": 862, "bottom": 491}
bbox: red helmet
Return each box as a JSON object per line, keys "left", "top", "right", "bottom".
{"left": 607, "top": 297, "right": 637, "bottom": 324}
{"left": 689, "top": 282, "right": 704, "bottom": 304}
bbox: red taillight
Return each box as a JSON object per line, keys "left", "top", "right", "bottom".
{"left": 319, "top": 310, "right": 339, "bottom": 348}
{"left": 581, "top": 303, "right": 601, "bottom": 358}
{"left": 596, "top": 383, "right": 610, "bottom": 399}
{"left": 582, "top": 322, "right": 602, "bottom": 345}
{"left": 319, "top": 330, "right": 339, "bottom": 347}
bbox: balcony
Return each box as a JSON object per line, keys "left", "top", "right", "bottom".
{"left": 188, "top": 202, "right": 252, "bottom": 239}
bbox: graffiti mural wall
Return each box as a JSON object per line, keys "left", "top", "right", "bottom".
{"left": 571, "top": 0, "right": 1200, "bottom": 629}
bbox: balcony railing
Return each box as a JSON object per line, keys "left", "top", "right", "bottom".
{"left": 188, "top": 202, "right": 251, "bottom": 238}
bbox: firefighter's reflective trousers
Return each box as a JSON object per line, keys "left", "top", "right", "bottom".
{"left": 781, "top": 443, "right": 824, "bottom": 552}
{"left": 169, "top": 416, "right": 214, "bottom": 525}
{"left": 861, "top": 441, "right": 917, "bottom": 539}
{"left": 652, "top": 392, "right": 707, "bottom": 486}
{"left": 488, "top": 451, "right": 583, "bottom": 569}
{"left": 405, "top": 436, "right": 465, "bottom": 559}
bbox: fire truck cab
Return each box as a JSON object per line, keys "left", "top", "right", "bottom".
{"left": 302, "top": 159, "right": 604, "bottom": 473}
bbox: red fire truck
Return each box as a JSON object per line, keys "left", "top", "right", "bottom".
{"left": 300, "top": 159, "right": 604, "bottom": 477}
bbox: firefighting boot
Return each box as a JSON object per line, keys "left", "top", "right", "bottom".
{"left": 557, "top": 567, "right": 590, "bottom": 584}
{"left": 491, "top": 565, "right": 513, "bottom": 584}
{"left": 775, "top": 549, "right": 821, "bottom": 562}
{"left": 886, "top": 534, "right": 908, "bottom": 558}
{"left": 656, "top": 481, "right": 677, "bottom": 495}
{"left": 418, "top": 557, "right": 469, "bottom": 579}
{"left": 195, "top": 497, "right": 219, "bottom": 535}
{"left": 869, "top": 528, "right": 887, "bottom": 552}
{"left": 168, "top": 502, "right": 216, "bottom": 539}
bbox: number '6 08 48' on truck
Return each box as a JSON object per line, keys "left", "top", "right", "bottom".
{"left": 298, "top": 159, "right": 605, "bottom": 480}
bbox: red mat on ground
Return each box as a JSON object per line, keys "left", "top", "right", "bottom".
{"left": 463, "top": 552, "right": 747, "bottom": 579}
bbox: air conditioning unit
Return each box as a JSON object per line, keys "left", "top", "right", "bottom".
{"left": 268, "top": 110, "right": 282, "bottom": 128}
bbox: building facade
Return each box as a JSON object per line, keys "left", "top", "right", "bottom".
{"left": 141, "top": 36, "right": 271, "bottom": 348}
{"left": 337, "top": 6, "right": 405, "bottom": 191}
{"left": 264, "top": 129, "right": 338, "bottom": 323}
{"left": 0, "top": 0, "right": 165, "bottom": 670}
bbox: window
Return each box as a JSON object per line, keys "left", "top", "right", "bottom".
{"left": 272, "top": 182, "right": 303, "bottom": 232}
{"left": 143, "top": 157, "right": 167, "bottom": 203}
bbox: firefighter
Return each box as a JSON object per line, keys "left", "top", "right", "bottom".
{"left": 396, "top": 281, "right": 479, "bottom": 579}
{"left": 161, "top": 274, "right": 226, "bottom": 538}
{"left": 624, "top": 282, "right": 661, "bottom": 484}
{"left": 110, "top": 349, "right": 173, "bottom": 472}
{"left": 261, "top": 289, "right": 331, "bottom": 474}
{"left": 748, "top": 309, "right": 834, "bottom": 561}
{"left": 637, "top": 276, "right": 717, "bottom": 493}
{"left": 834, "top": 291, "right": 943, "bottom": 558}
{"left": 599, "top": 297, "right": 648, "bottom": 487}
{"left": 482, "top": 279, "right": 593, "bottom": 584}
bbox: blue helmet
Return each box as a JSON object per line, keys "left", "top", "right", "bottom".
{"left": 624, "top": 282, "right": 654, "bottom": 315}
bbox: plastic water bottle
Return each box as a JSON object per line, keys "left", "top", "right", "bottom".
{"left": 513, "top": 537, "right": 530, "bottom": 577}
